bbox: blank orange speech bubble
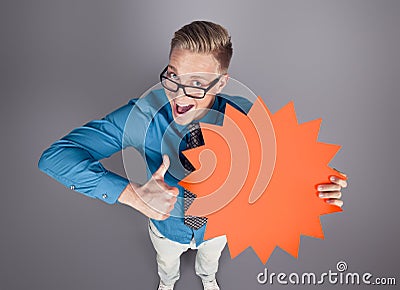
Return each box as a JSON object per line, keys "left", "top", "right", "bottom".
{"left": 179, "top": 97, "right": 344, "bottom": 263}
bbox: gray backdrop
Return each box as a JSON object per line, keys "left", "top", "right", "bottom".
{"left": 1, "top": 0, "right": 399, "bottom": 289}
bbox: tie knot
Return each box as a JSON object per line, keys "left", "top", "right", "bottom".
{"left": 187, "top": 123, "right": 200, "bottom": 133}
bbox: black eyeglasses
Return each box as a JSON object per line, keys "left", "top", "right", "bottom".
{"left": 159, "top": 66, "right": 222, "bottom": 99}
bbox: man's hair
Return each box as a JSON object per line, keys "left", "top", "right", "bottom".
{"left": 170, "top": 21, "right": 233, "bottom": 73}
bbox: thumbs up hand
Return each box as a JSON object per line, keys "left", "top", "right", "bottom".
{"left": 118, "top": 155, "right": 179, "bottom": 220}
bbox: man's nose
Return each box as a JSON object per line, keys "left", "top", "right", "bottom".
{"left": 174, "top": 87, "right": 190, "bottom": 99}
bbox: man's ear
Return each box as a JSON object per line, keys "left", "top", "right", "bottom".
{"left": 215, "top": 74, "right": 229, "bottom": 94}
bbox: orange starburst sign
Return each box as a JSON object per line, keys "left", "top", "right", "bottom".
{"left": 179, "top": 97, "right": 345, "bottom": 264}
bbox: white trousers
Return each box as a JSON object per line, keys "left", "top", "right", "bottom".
{"left": 148, "top": 219, "right": 227, "bottom": 286}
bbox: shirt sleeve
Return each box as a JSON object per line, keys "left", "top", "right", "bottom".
{"left": 38, "top": 99, "right": 138, "bottom": 204}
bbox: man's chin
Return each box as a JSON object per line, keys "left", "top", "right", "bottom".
{"left": 173, "top": 116, "right": 193, "bottom": 125}
{"left": 172, "top": 112, "right": 197, "bottom": 126}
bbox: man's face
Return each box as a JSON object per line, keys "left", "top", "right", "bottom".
{"left": 165, "top": 48, "right": 228, "bottom": 125}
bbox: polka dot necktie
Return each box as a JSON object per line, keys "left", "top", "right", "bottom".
{"left": 183, "top": 123, "right": 208, "bottom": 230}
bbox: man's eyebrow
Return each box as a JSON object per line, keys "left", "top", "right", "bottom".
{"left": 188, "top": 75, "right": 211, "bottom": 81}
{"left": 167, "top": 65, "right": 178, "bottom": 72}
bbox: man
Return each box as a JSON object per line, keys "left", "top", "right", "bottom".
{"left": 38, "top": 21, "right": 347, "bottom": 290}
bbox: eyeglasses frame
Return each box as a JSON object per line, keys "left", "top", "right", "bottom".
{"left": 159, "top": 66, "right": 223, "bottom": 99}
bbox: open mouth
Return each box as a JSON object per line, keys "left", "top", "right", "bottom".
{"left": 175, "top": 103, "right": 194, "bottom": 115}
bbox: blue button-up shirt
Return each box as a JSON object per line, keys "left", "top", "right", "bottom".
{"left": 38, "top": 89, "right": 252, "bottom": 246}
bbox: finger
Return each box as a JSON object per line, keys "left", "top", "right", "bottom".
{"left": 154, "top": 213, "right": 170, "bottom": 220}
{"left": 333, "top": 168, "right": 347, "bottom": 178}
{"left": 167, "top": 199, "right": 176, "bottom": 212}
{"left": 146, "top": 203, "right": 171, "bottom": 220}
{"left": 166, "top": 186, "right": 179, "bottom": 197}
{"left": 142, "top": 203, "right": 170, "bottom": 220}
{"left": 161, "top": 199, "right": 177, "bottom": 217}
{"left": 330, "top": 176, "right": 348, "bottom": 188}
{"left": 317, "top": 183, "right": 341, "bottom": 191}
{"left": 325, "top": 199, "right": 343, "bottom": 208}
{"left": 170, "top": 195, "right": 177, "bottom": 205}
{"left": 153, "top": 154, "right": 170, "bottom": 179}
{"left": 319, "top": 191, "right": 342, "bottom": 199}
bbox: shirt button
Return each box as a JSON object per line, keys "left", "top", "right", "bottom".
{"left": 102, "top": 193, "right": 108, "bottom": 199}
{"left": 70, "top": 185, "right": 75, "bottom": 190}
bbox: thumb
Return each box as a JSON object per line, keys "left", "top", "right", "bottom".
{"left": 153, "top": 154, "right": 170, "bottom": 179}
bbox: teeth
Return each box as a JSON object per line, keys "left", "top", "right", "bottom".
{"left": 176, "top": 103, "right": 194, "bottom": 114}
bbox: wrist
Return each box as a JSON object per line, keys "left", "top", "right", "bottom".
{"left": 118, "top": 182, "right": 141, "bottom": 207}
